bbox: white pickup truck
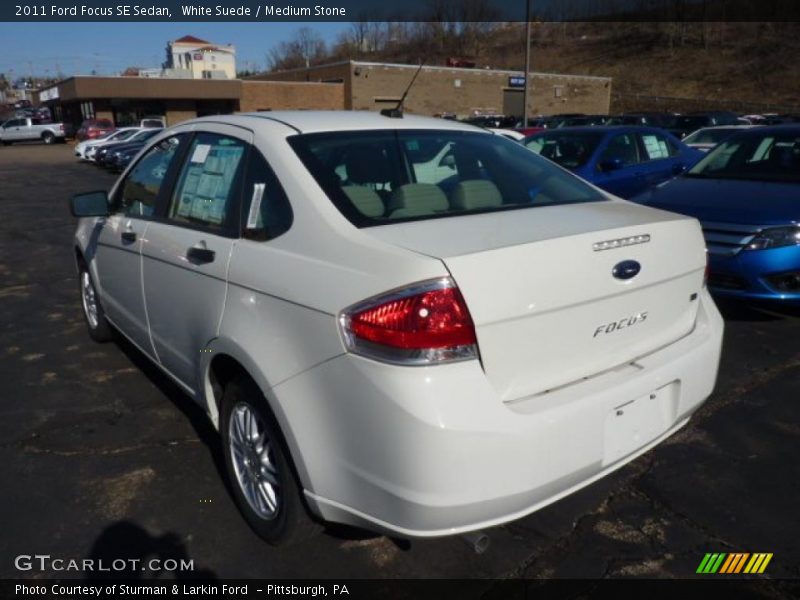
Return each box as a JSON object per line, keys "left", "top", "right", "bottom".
{"left": 0, "top": 117, "right": 67, "bottom": 145}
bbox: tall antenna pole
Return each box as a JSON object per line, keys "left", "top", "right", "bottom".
{"left": 523, "top": 0, "right": 532, "bottom": 127}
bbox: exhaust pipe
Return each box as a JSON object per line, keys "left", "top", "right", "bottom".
{"left": 461, "top": 530, "right": 490, "bottom": 554}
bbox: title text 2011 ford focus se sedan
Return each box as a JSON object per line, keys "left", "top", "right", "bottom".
{"left": 70, "top": 112, "right": 724, "bottom": 545}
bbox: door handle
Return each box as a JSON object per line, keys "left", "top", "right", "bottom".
{"left": 121, "top": 231, "right": 137, "bottom": 243}
{"left": 187, "top": 246, "right": 216, "bottom": 264}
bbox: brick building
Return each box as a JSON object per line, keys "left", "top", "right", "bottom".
{"left": 251, "top": 60, "right": 612, "bottom": 118}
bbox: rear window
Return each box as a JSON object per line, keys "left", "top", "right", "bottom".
{"left": 288, "top": 129, "right": 605, "bottom": 227}
{"left": 524, "top": 131, "right": 605, "bottom": 169}
{"left": 683, "top": 128, "right": 736, "bottom": 145}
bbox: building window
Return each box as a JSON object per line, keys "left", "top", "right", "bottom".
{"left": 80, "top": 101, "right": 95, "bottom": 120}
{"left": 554, "top": 85, "right": 564, "bottom": 98}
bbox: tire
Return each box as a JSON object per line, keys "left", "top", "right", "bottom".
{"left": 220, "top": 376, "right": 320, "bottom": 545}
{"left": 42, "top": 132, "right": 55, "bottom": 145}
{"left": 78, "top": 263, "right": 113, "bottom": 342}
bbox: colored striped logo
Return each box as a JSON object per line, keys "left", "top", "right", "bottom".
{"left": 696, "top": 553, "right": 773, "bottom": 574}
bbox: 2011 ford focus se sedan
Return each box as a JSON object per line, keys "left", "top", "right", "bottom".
{"left": 70, "top": 111, "right": 724, "bottom": 545}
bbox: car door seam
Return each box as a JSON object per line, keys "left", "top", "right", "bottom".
{"left": 139, "top": 221, "right": 162, "bottom": 364}
{"left": 216, "top": 239, "right": 236, "bottom": 338}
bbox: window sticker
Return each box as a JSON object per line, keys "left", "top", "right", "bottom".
{"left": 247, "top": 183, "right": 266, "bottom": 229}
{"left": 190, "top": 143, "right": 211, "bottom": 163}
{"left": 642, "top": 135, "right": 668, "bottom": 159}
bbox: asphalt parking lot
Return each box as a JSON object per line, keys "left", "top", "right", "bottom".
{"left": 0, "top": 143, "right": 799, "bottom": 588}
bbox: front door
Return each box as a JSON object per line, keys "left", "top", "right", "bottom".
{"left": 94, "top": 134, "right": 186, "bottom": 354}
{"left": 3, "top": 118, "right": 24, "bottom": 141}
{"left": 142, "top": 127, "right": 250, "bottom": 390}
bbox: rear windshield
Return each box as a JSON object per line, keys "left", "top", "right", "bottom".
{"left": 288, "top": 129, "right": 605, "bottom": 227}
{"left": 523, "top": 131, "right": 606, "bottom": 169}
{"left": 683, "top": 128, "right": 736, "bottom": 145}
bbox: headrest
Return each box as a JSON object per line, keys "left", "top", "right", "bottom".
{"left": 388, "top": 183, "right": 449, "bottom": 217}
{"left": 450, "top": 180, "right": 503, "bottom": 211}
{"left": 341, "top": 186, "right": 385, "bottom": 218}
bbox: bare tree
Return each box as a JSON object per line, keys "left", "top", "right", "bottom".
{"left": 266, "top": 27, "right": 327, "bottom": 71}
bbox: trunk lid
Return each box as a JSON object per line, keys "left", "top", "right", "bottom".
{"left": 367, "top": 200, "right": 707, "bottom": 401}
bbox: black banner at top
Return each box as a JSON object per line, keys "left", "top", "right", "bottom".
{"left": 2, "top": 0, "right": 800, "bottom": 22}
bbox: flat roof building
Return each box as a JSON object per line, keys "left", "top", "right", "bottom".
{"left": 36, "top": 76, "right": 344, "bottom": 130}
{"left": 250, "top": 60, "right": 613, "bottom": 118}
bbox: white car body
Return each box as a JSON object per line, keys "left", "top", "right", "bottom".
{"left": 488, "top": 127, "right": 526, "bottom": 142}
{"left": 76, "top": 128, "right": 141, "bottom": 160}
{"left": 72, "top": 111, "right": 723, "bottom": 540}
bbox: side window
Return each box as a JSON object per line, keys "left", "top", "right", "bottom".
{"left": 639, "top": 132, "right": 677, "bottom": 160}
{"left": 242, "top": 149, "right": 293, "bottom": 241}
{"left": 116, "top": 136, "right": 183, "bottom": 217}
{"left": 600, "top": 133, "right": 641, "bottom": 167}
{"left": 166, "top": 133, "right": 246, "bottom": 231}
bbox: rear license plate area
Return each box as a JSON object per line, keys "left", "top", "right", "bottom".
{"left": 603, "top": 381, "right": 679, "bottom": 466}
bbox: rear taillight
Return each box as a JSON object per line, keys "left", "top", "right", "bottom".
{"left": 340, "top": 278, "right": 478, "bottom": 365}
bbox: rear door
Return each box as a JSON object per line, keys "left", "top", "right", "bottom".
{"left": 141, "top": 126, "right": 250, "bottom": 390}
{"left": 637, "top": 130, "right": 686, "bottom": 188}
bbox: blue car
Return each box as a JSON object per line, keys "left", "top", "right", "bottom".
{"left": 523, "top": 126, "right": 703, "bottom": 198}
{"left": 633, "top": 126, "right": 800, "bottom": 305}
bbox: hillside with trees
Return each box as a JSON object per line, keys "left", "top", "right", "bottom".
{"left": 265, "top": 21, "right": 800, "bottom": 113}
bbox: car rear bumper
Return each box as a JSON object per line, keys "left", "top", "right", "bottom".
{"left": 274, "top": 289, "right": 724, "bottom": 538}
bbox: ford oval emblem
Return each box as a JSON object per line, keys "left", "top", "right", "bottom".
{"left": 612, "top": 260, "right": 641, "bottom": 280}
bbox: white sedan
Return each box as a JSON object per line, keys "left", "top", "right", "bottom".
{"left": 70, "top": 111, "right": 724, "bottom": 545}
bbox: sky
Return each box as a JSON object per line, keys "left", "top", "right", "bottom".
{"left": 0, "top": 22, "right": 350, "bottom": 79}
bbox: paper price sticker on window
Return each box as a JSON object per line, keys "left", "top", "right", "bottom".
{"left": 190, "top": 144, "right": 211, "bottom": 164}
{"left": 247, "top": 183, "right": 266, "bottom": 229}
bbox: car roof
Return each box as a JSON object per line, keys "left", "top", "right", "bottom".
{"left": 728, "top": 124, "right": 800, "bottom": 136}
{"left": 189, "top": 110, "right": 489, "bottom": 135}
{"left": 533, "top": 125, "right": 659, "bottom": 134}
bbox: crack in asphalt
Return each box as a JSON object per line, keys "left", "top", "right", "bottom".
{"left": 17, "top": 437, "right": 201, "bottom": 457}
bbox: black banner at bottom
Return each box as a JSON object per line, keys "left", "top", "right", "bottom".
{"left": 3, "top": 579, "right": 799, "bottom": 600}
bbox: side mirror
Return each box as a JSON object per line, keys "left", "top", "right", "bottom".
{"left": 599, "top": 157, "right": 625, "bottom": 172}
{"left": 70, "top": 191, "right": 109, "bottom": 217}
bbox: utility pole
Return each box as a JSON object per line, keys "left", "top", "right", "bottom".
{"left": 522, "top": 0, "right": 532, "bottom": 127}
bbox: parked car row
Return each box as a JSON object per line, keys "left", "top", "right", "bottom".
{"left": 75, "top": 124, "right": 164, "bottom": 170}
{"left": 75, "top": 116, "right": 166, "bottom": 141}
{"left": 466, "top": 110, "right": 785, "bottom": 143}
